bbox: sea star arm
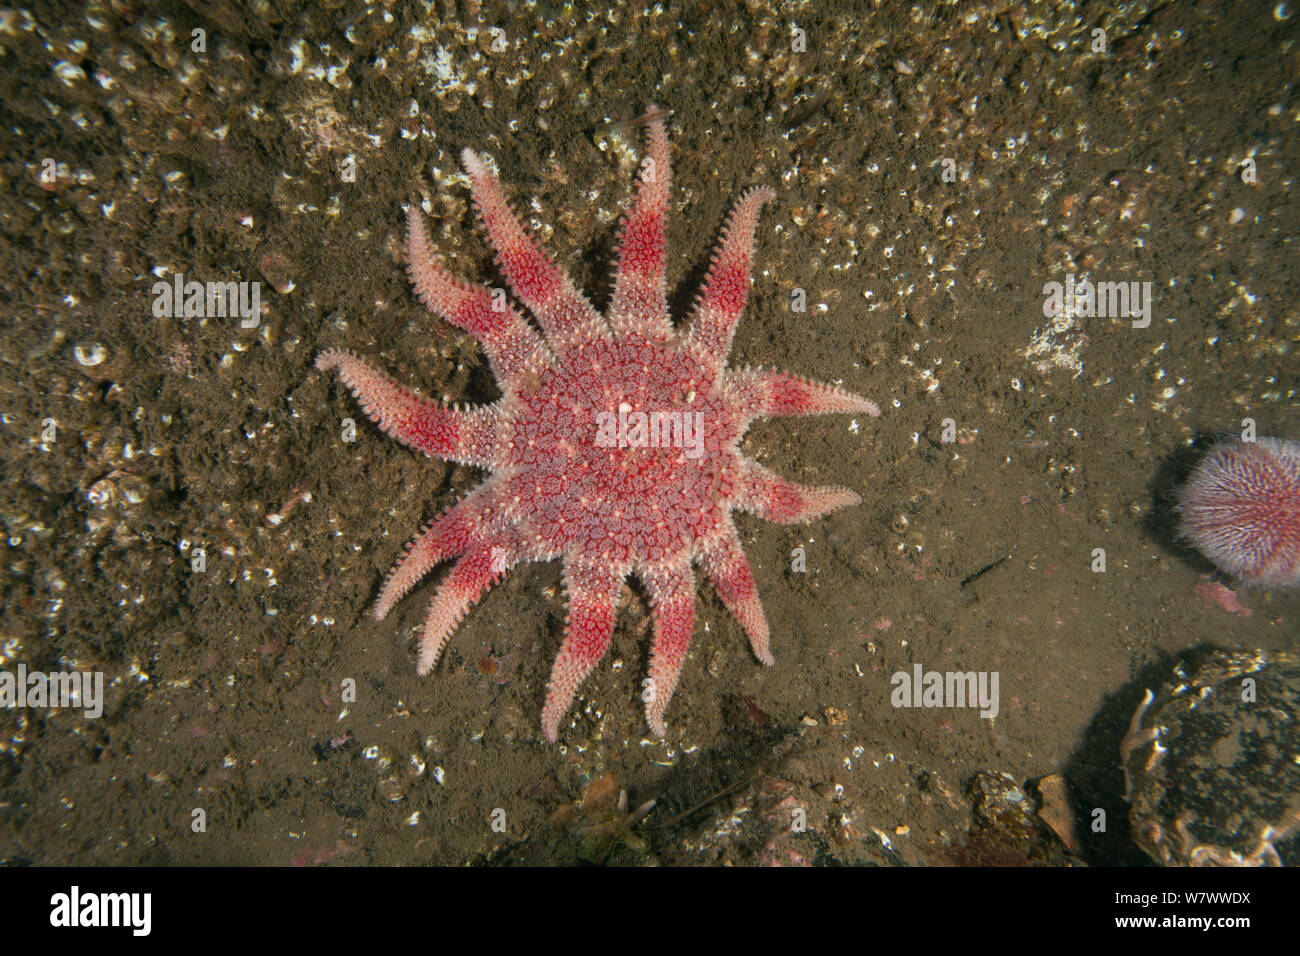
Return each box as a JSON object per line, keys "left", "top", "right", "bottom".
{"left": 407, "top": 207, "right": 551, "bottom": 388}
{"left": 373, "top": 481, "right": 512, "bottom": 620}
{"left": 700, "top": 521, "right": 774, "bottom": 665}
{"left": 609, "top": 112, "right": 673, "bottom": 340}
{"left": 682, "top": 185, "right": 776, "bottom": 373}
{"left": 416, "top": 536, "right": 526, "bottom": 674}
{"left": 726, "top": 366, "right": 880, "bottom": 424}
{"left": 642, "top": 558, "right": 697, "bottom": 736}
{"left": 316, "top": 349, "right": 504, "bottom": 467}
{"left": 461, "top": 148, "right": 606, "bottom": 352}
{"left": 540, "top": 557, "right": 625, "bottom": 742}
{"left": 735, "top": 460, "right": 861, "bottom": 523}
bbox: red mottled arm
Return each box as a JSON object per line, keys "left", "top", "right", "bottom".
{"left": 700, "top": 522, "right": 773, "bottom": 666}
{"left": 726, "top": 366, "right": 880, "bottom": 424}
{"left": 373, "top": 481, "right": 512, "bottom": 620}
{"left": 642, "top": 558, "right": 697, "bottom": 736}
{"left": 462, "top": 149, "right": 606, "bottom": 352}
{"left": 735, "top": 460, "right": 861, "bottom": 524}
{"left": 407, "top": 207, "right": 550, "bottom": 390}
{"left": 683, "top": 186, "right": 776, "bottom": 370}
{"left": 316, "top": 349, "right": 502, "bottom": 467}
{"left": 541, "top": 558, "right": 625, "bottom": 742}
{"left": 609, "top": 112, "right": 673, "bottom": 340}
{"left": 416, "top": 536, "right": 524, "bottom": 675}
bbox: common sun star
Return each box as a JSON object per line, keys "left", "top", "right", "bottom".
{"left": 316, "top": 108, "right": 880, "bottom": 741}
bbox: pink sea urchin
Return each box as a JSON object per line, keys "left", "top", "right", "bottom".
{"left": 1178, "top": 437, "right": 1300, "bottom": 588}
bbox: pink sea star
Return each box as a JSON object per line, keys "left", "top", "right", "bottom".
{"left": 316, "top": 109, "right": 879, "bottom": 741}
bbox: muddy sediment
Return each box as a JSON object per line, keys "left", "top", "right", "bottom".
{"left": 0, "top": 1, "right": 1296, "bottom": 865}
